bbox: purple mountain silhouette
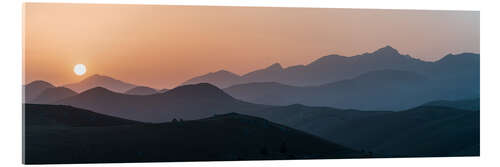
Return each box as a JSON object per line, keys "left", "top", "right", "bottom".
{"left": 24, "top": 80, "right": 55, "bottom": 102}
{"left": 64, "top": 74, "right": 136, "bottom": 93}
{"left": 31, "top": 87, "right": 77, "bottom": 104}
{"left": 125, "top": 86, "right": 158, "bottom": 95}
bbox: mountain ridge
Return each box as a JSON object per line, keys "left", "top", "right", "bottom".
{"left": 64, "top": 74, "right": 137, "bottom": 93}
{"left": 182, "top": 46, "right": 475, "bottom": 88}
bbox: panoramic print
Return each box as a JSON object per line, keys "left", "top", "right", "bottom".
{"left": 23, "top": 3, "right": 479, "bottom": 164}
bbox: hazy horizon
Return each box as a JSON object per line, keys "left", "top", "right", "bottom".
{"left": 24, "top": 3, "right": 479, "bottom": 89}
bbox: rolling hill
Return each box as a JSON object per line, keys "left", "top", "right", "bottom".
{"left": 63, "top": 74, "right": 136, "bottom": 93}
{"left": 422, "top": 98, "right": 479, "bottom": 111}
{"left": 24, "top": 104, "right": 366, "bottom": 164}
{"left": 225, "top": 69, "right": 434, "bottom": 110}
{"left": 24, "top": 80, "right": 55, "bottom": 102}
{"left": 30, "top": 87, "right": 77, "bottom": 104}
{"left": 224, "top": 67, "right": 478, "bottom": 111}
{"left": 317, "top": 106, "right": 479, "bottom": 157}
{"left": 56, "top": 83, "right": 267, "bottom": 122}
{"left": 24, "top": 104, "right": 143, "bottom": 127}
{"left": 182, "top": 70, "right": 241, "bottom": 89}
{"left": 238, "top": 104, "right": 479, "bottom": 157}
{"left": 124, "top": 86, "right": 158, "bottom": 95}
{"left": 47, "top": 82, "right": 479, "bottom": 158}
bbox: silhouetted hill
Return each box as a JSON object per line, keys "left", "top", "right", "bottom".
{"left": 24, "top": 104, "right": 142, "bottom": 127}
{"left": 225, "top": 69, "right": 432, "bottom": 110}
{"left": 322, "top": 106, "right": 479, "bottom": 157}
{"left": 183, "top": 46, "right": 437, "bottom": 88}
{"left": 423, "top": 98, "right": 479, "bottom": 111}
{"left": 238, "top": 104, "right": 389, "bottom": 138}
{"left": 240, "top": 63, "right": 284, "bottom": 84}
{"left": 24, "top": 80, "right": 55, "bottom": 102}
{"left": 24, "top": 105, "right": 365, "bottom": 164}
{"left": 64, "top": 74, "right": 136, "bottom": 93}
{"left": 236, "top": 102, "right": 479, "bottom": 157}
{"left": 56, "top": 83, "right": 267, "bottom": 122}
{"left": 31, "top": 87, "right": 77, "bottom": 104}
{"left": 239, "top": 104, "right": 479, "bottom": 157}
{"left": 124, "top": 86, "right": 158, "bottom": 95}
{"left": 158, "top": 88, "right": 169, "bottom": 93}
{"left": 182, "top": 70, "right": 241, "bottom": 88}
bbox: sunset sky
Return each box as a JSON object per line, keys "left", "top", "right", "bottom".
{"left": 24, "top": 3, "right": 479, "bottom": 89}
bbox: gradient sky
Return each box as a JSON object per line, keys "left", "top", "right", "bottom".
{"left": 24, "top": 3, "right": 479, "bottom": 89}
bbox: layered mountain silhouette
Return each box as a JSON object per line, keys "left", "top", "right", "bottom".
{"left": 222, "top": 51, "right": 479, "bottom": 110}
{"left": 125, "top": 86, "right": 158, "bottom": 95}
{"left": 27, "top": 81, "right": 479, "bottom": 158}
{"left": 64, "top": 74, "right": 136, "bottom": 93}
{"left": 24, "top": 80, "right": 55, "bottom": 102}
{"left": 55, "top": 83, "right": 267, "bottom": 122}
{"left": 30, "top": 87, "right": 77, "bottom": 104}
{"left": 23, "top": 45, "right": 480, "bottom": 161}
{"left": 183, "top": 70, "right": 241, "bottom": 89}
{"left": 182, "top": 46, "right": 439, "bottom": 88}
{"left": 24, "top": 104, "right": 365, "bottom": 164}
{"left": 225, "top": 69, "right": 439, "bottom": 110}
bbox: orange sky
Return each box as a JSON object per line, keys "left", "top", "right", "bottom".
{"left": 24, "top": 3, "right": 479, "bottom": 89}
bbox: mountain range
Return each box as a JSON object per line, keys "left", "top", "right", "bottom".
{"left": 182, "top": 46, "right": 442, "bottom": 88}
{"left": 23, "top": 45, "right": 480, "bottom": 159}
{"left": 55, "top": 83, "right": 266, "bottom": 122}
{"left": 225, "top": 69, "right": 434, "bottom": 110}
{"left": 25, "top": 81, "right": 479, "bottom": 157}
{"left": 179, "top": 46, "right": 479, "bottom": 110}
{"left": 24, "top": 46, "right": 478, "bottom": 111}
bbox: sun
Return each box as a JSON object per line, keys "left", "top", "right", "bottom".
{"left": 73, "top": 64, "right": 87, "bottom": 76}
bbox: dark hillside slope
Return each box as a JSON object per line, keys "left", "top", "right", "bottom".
{"left": 24, "top": 104, "right": 366, "bottom": 164}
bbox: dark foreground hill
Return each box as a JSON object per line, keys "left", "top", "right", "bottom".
{"left": 24, "top": 104, "right": 366, "bottom": 164}
{"left": 422, "top": 98, "right": 479, "bottom": 111}
{"left": 24, "top": 104, "right": 143, "bottom": 127}
{"left": 313, "top": 106, "right": 479, "bottom": 157}
{"left": 236, "top": 104, "right": 479, "bottom": 157}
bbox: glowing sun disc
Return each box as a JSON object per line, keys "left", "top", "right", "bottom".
{"left": 74, "top": 64, "right": 86, "bottom": 76}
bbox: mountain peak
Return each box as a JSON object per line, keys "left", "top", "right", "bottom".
{"left": 373, "top": 45, "right": 400, "bottom": 56}
{"left": 266, "top": 63, "right": 283, "bottom": 70}
{"left": 26, "top": 80, "right": 55, "bottom": 88}
{"left": 167, "top": 83, "right": 232, "bottom": 99}
{"left": 213, "top": 70, "right": 239, "bottom": 76}
{"left": 437, "top": 52, "right": 479, "bottom": 63}
{"left": 65, "top": 74, "right": 136, "bottom": 93}
{"left": 80, "top": 86, "right": 116, "bottom": 95}
{"left": 83, "top": 74, "right": 115, "bottom": 81}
